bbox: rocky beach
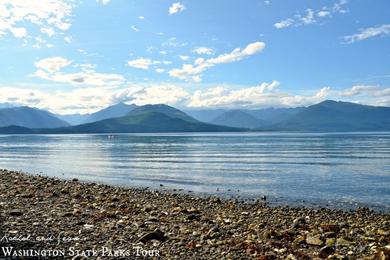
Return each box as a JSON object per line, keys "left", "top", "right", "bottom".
{"left": 0, "top": 169, "right": 389, "bottom": 259}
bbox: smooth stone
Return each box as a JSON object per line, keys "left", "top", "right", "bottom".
{"left": 306, "top": 235, "right": 324, "bottom": 246}
{"left": 9, "top": 209, "right": 23, "bottom": 217}
{"left": 138, "top": 229, "right": 166, "bottom": 243}
{"left": 319, "top": 246, "right": 335, "bottom": 258}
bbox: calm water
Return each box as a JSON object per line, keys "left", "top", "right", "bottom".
{"left": 0, "top": 133, "right": 389, "bottom": 211}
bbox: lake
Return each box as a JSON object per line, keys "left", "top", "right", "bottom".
{"left": 0, "top": 132, "right": 389, "bottom": 211}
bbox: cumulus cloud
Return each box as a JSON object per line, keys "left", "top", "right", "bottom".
{"left": 317, "top": 10, "right": 331, "bottom": 18}
{"left": 32, "top": 57, "right": 125, "bottom": 87}
{"left": 127, "top": 58, "right": 153, "bottom": 70}
{"left": 343, "top": 24, "right": 390, "bottom": 43}
{"left": 169, "top": 2, "right": 185, "bottom": 15}
{"left": 193, "top": 47, "right": 214, "bottom": 55}
{"left": 179, "top": 55, "right": 190, "bottom": 61}
{"left": 9, "top": 27, "right": 27, "bottom": 38}
{"left": 33, "top": 70, "right": 125, "bottom": 87}
{"left": 110, "top": 84, "right": 189, "bottom": 106}
{"left": 34, "top": 57, "right": 72, "bottom": 73}
{"left": 127, "top": 58, "right": 171, "bottom": 70}
{"left": 169, "top": 41, "right": 265, "bottom": 82}
{"left": 0, "top": 86, "right": 117, "bottom": 114}
{"left": 188, "top": 83, "right": 332, "bottom": 108}
{"left": 301, "top": 9, "right": 315, "bottom": 25}
{"left": 337, "top": 85, "right": 390, "bottom": 98}
{"left": 0, "top": 0, "right": 73, "bottom": 40}
{"left": 40, "top": 27, "right": 55, "bottom": 37}
{"left": 274, "top": 19, "right": 294, "bottom": 29}
{"left": 3, "top": 82, "right": 390, "bottom": 114}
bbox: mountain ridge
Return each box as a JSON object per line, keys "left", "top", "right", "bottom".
{"left": 0, "top": 106, "right": 69, "bottom": 129}
{"left": 0, "top": 100, "right": 389, "bottom": 133}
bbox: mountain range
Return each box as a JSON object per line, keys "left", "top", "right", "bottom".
{"left": 0, "top": 100, "right": 389, "bottom": 133}
{"left": 41, "top": 104, "right": 239, "bottom": 134}
{"left": 211, "top": 110, "right": 266, "bottom": 129}
{"left": 56, "top": 102, "right": 136, "bottom": 125}
{"left": 270, "top": 100, "right": 390, "bottom": 131}
{"left": 0, "top": 106, "right": 69, "bottom": 129}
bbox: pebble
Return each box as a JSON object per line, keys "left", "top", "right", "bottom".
{"left": 0, "top": 169, "right": 388, "bottom": 259}
{"left": 9, "top": 209, "right": 23, "bottom": 216}
{"left": 306, "top": 235, "right": 324, "bottom": 246}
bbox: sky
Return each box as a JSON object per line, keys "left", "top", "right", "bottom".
{"left": 0, "top": 0, "right": 389, "bottom": 114}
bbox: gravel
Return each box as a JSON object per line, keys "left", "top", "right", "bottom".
{"left": 0, "top": 169, "right": 389, "bottom": 259}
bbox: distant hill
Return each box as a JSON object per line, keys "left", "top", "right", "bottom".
{"left": 270, "top": 100, "right": 390, "bottom": 131}
{"left": 246, "top": 107, "right": 303, "bottom": 123}
{"left": 2, "top": 101, "right": 390, "bottom": 134}
{"left": 57, "top": 103, "right": 137, "bottom": 125}
{"left": 42, "top": 111, "right": 241, "bottom": 134}
{"left": 56, "top": 113, "right": 87, "bottom": 125}
{"left": 129, "top": 104, "right": 198, "bottom": 123}
{"left": 212, "top": 110, "right": 266, "bottom": 129}
{"left": 84, "top": 102, "right": 137, "bottom": 124}
{"left": 0, "top": 103, "right": 18, "bottom": 109}
{"left": 0, "top": 125, "right": 34, "bottom": 134}
{"left": 186, "top": 107, "right": 303, "bottom": 127}
{"left": 0, "top": 106, "right": 69, "bottom": 129}
{"left": 185, "top": 109, "right": 227, "bottom": 123}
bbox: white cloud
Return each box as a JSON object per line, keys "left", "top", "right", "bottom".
{"left": 0, "top": 0, "right": 73, "bottom": 40}
{"left": 97, "top": 0, "right": 110, "bottom": 5}
{"left": 179, "top": 55, "right": 190, "bottom": 61}
{"left": 127, "top": 58, "right": 171, "bottom": 70}
{"left": 138, "top": 16, "right": 145, "bottom": 20}
{"left": 155, "top": 68, "right": 165, "bottom": 73}
{"left": 3, "top": 82, "right": 390, "bottom": 114}
{"left": 275, "top": 1, "right": 347, "bottom": 29}
{"left": 162, "top": 37, "right": 187, "bottom": 47}
{"left": 169, "top": 41, "right": 266, "bottom": 82}
{"left": 64, "top": 36, "right": 72, "bottom": 43}
{"left": 194, "top": 58, "right": 205, "bottom": 65}
{"left": 0, "top": 86, "right": 117, "bottom": 114}
{"left": 337, "top": 85, "right": 390, "bottom": 97}
{"left": 127, "top": 58, "right": 153, "bottom": 70}
{"left": 169, "top": 2, "right": 185, "bottom": 15}
{"left": 191, "top": 75, "right": 202, "bottom": 83}
{"left": 193, "top": 47, "right": 214, "bottom": 55}
{"left": 111, "top": 84, "right": 189, "bottom": 107}
{"left": 32, "top": 57, "right": 125, "bottom": 87}
{"left": 301, "top": 9, "right": 315, "bottom": 25}
{"left": 317, "top": 10, "right": 331, "bottom": 18}
{"left": 40, "top": 27, "right": 55, "bottom": 37}
{"left": 188, "top": 81, "right": 333, "bottom": 108}
{"left": 343, "top": 24, "right": 390, "bottom": 43}
{"left": 131, "top": 25, "right": 139, "bottom": 32}
{"left": 274, "top": 18, "right": 294, "bottom": 29}
{"left": 34, "top": 57, "right": 72, "bottom": 73}
{"left": 314, "top": 86, "right": 331, "bottom": 99}
{"left": 10, "top": 27, "right": 27, "bottom": 38}
{"left": 33, "top": 70, "right": 125, "bottom": 87}
{"left": 160, "top": 50, "right": 168, "bottom": 55}
{"left": 333, "top": 0, "right": 348, "bottom": 14}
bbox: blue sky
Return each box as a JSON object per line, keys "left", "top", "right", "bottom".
{"left": 0, "top": 0, "right": 389, "bottom": 114}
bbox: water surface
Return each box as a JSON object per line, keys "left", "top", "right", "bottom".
{"left": 0, "top": 132, "right": 389, "bottom": 211}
